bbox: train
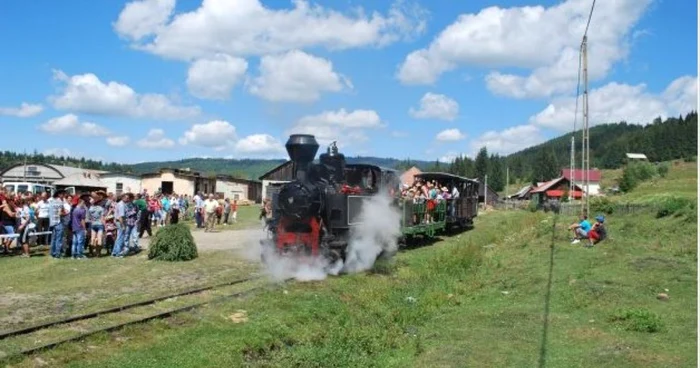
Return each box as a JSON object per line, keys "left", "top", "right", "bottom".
{"left": 260, "top": 134, "right": 480, "bottom": 267}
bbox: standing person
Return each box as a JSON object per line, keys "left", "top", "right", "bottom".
{"left": 71, "top": 197, "right": 87, "bottom": 259}
{"left": 17, "top": 198, "right": 35, "bottom": 258}
{"left": 231, "top": 199, "right": 238, "bottom": 224}
{"left": 48, "top": 191, "right": 66, "bottom": 259}
{"left": 133, "top": 193, "right": 148, "bottom": 242}
{"left": 36, "top": 192, "right": 50, "bottom": 245}
{"left": 0, "top": 194, "right": 17, "bottom": 254}
{"left": 223, "top": 198, "right": 231, "bottom": 225}
{"left": 170, "top": 194, "right": 180, "bottom": 224}
{"left": 140, "top": 194, "right": 154, "bottom": 238}
{"left": 203, "top": 194, "right": 219, "bottom": 232}
{"left": 160, "top": 195, "right": 170, "bottom": 226}
{"left": 112, "top": 194, "right": 127, "bottom": 258}
{"left": 123, "top": 193, "right": 140, "bottom": 253}
{"left": 194, "top": 192, "right": 204, "bottom": 229}
{"left": 88, "top": 196, "right": 105, "bottom": 257}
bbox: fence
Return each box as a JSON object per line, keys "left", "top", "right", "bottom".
{"left": 493, "top": 200, "right": 657, "bottom": 216}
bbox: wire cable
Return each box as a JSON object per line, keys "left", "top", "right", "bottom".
{"left": 583, "top": 0, "right": 597, "bottom": 38}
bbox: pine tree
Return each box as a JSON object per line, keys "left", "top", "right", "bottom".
{"left": 488, "top": 154, "right": 505, "bottom": 192}
{"left": 475, "top": 147, "right": 489, "bottom": 182}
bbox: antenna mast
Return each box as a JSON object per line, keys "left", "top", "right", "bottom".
{"left": 581, "top": 35, "right": 590, "bottom": 216}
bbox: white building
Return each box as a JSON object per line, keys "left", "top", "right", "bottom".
{"left": 100, "top": 173, "right": 143, "bottom": 196}
{"left": 0, "top": 163, "right": 106, "bottom": 185}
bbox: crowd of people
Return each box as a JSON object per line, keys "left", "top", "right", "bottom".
{"left": 398, "top": 178, "right": 460, "bottom": 224}
{"left": 0, "top": 188, "right": 239, "bottom": 259}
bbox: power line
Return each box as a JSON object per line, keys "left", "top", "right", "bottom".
{"left": 583, "top": 0, "right": 597, "bottom": 38}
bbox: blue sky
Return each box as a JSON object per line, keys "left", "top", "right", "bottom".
{"left": 0, "top": 0, "right": 696, "bottom": 164}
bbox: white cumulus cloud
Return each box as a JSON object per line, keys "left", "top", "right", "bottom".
{"left": 114, "top": 0, "right": 427, "bottom": 60}
{"left": 137, "top": 129, "right": 175, "bottom": 149}
{"left": 409, "top": 92, "right": 459, "bottom": 121}
{"left": 530, "top": 75, "right": 699, "bottom": 131}
{"left": 287, "top": 108, "right": 383, "bottom": 146}
{"left": 397, "top": 0, "right": 652, "bottom": 99}
{"left": 39, "top": 114, "right": 110, "bottom": 136}
{"left": 107, "top": 136, "right": 131, "bottom": 147}
{"left": 234, "top": 134, "right": 285, "bottom": 157}
{"left": 247, "top": 50, "right": 350, "bottom": 103}
{"left": 436, "top": 128, "right": 466, "bottom": 141}
{"left": 187, "top": 54, "right": 248, "bottom": 100}
{"left": 179, "top": 120, "right": 238, "bottom": 150}
{"left": 0, "top": 102, "right": 43, "bottom": 117}
{"left": 470, "top": 125, "right": 545, "bottom": 156}
{"left": 49, "top": 70, "right": 200, "bottom": 120}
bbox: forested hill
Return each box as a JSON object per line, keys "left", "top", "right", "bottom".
{"left": 0, "top": 153, "right": 433, "bottom": 181}
{"left": 128, "top": 156, "right": 434, "bottom": 179}
{"left": 504, "top": 111, "right": 698, "bottom": 181}
{"left": 442, "top": 111, "right": 697, "bottom": 193}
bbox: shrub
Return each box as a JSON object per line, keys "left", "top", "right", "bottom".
{"left": 590, "top": 197, "right": 615, "bottom": 215}
{"left": 619, "top": 161, "right": 658, "bottom": 192}
{"left": 656, "top": 196, "right": 694, "bottom": 219}
{"left": 148, "top": 223, "right": 198, "bottom": 261}
{"left": 656, "top": 163, "right": 670, "bottom": 178}
{"left": 610, "top": 308, "right": 663, "bottom": 333}
{"left": 527, "top": 200, "right": 538, "bottom": 213}
{"left": 683, "top": 155, "right": 696, "bottom": 163}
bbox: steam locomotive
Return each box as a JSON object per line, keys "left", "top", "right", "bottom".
{"left": 260, "top": 134, "right": 400, "bottom": 267}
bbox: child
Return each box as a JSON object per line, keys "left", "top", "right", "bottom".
{"left": 103, "top": 214, "right": 116, "bottom": 256}
{"left": 586, "top": 216, "right": 607, "bottom": 248}
{"left": 569, "top": 214, "right": 591, "bottom": 244}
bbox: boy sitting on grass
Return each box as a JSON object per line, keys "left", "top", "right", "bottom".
{"left": 585, "top": 216, "right": 607, "bottom": 248}
{"left": 569, "top": 214, "right": 591, "bottom": 244}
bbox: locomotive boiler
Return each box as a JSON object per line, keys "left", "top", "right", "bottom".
{"left": 260, "top": 134, "right": 398, "bottom": 267}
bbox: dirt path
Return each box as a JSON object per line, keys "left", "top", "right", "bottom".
{"left": 139, "top": 228, "right": 268, "bottom": 252}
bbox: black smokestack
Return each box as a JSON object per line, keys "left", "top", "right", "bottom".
{"left": 286, "top": 134, "right": 319, "bottom": 181}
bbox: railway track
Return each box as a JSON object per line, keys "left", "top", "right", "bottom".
{"left": 0, "top": 275, "right": 278, "bottom": 359}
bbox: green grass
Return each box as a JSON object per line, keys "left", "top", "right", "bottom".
{"left": 3, "top": 163, "right": 696, "bottom": 367}
{"left": 0, "top": 250, "right": 259, "bottom": 331}
{"left": 4, "top": 206, "right": 695, "bottom": 367}
{"left": 179, "top": 204, "right": 262, "bottom": 231}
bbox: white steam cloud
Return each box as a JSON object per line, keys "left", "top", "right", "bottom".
{"left": 240, "top": 193, "right": 402, "bottom": 282}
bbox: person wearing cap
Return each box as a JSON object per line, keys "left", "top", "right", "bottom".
{"left": 586, "top": 216, "right": 607, "bottom": 247}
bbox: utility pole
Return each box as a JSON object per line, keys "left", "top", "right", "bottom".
{"left": 581, "top": 35, "right": 590, "bottom": 216}
{"left": 484, "top": 174, "right": 488, "bottom": 207}
{"left": 505, "top": 167, "right": 509, "bottom": 200}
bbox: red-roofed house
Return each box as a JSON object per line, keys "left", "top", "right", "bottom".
{"left": 561, "top": 168, "right": 601, "bottom": 196}
{"left": 530, "top": 177, "right": 584, "bottom": 204}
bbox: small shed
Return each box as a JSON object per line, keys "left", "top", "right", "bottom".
{"left": 530, "top": 177, "right": 583, "bottom": 205}
{"left": 100, "top": 172, "right": 142, "bottom": 196}
{"left": 216, "top": 175, "right": 262, "bottom": 203}
{"left": 259, "top": 161, "right": 294, "bottom": 201}
{"left": 478, "top": 182, "right": 500, "bottom": 205}
{"left": 626, "top": 153, "right": 648, "bottom": 161}
{"left": 507, "top": 185, "right": 533, "bottom": 200}
{"left": 141, "top": 168, "right": 216, "bottom": 196}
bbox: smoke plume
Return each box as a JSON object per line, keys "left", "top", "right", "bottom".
{"left": 242, "top": 193, "right": 402, "bottom": 282}
{"left": 342, "top": 193, "right": 402, "bottom": 273}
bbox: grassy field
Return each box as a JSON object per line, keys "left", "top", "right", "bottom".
{"left": 0, "top": 250, "right": 259, "bottom": 331}
{"left": 2, "top": 163, "right": 697, "bottom": 367}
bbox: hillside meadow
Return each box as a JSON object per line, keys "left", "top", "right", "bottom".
{"left": 4, "top": 162, "right": 697, "bottom": 368}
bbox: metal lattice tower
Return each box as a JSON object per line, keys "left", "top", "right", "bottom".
{"left": 581, "top": 35, "right": 590, "bottom": 216}
{"left": 569, "top": 136, "right": 575, "bottom": 201}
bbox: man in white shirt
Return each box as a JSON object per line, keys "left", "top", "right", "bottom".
{"left": 36, "top": 192, "right": 50, "bottom": 245}
{"left": 203, "top": 194, "right": 219, "bottom": 232}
